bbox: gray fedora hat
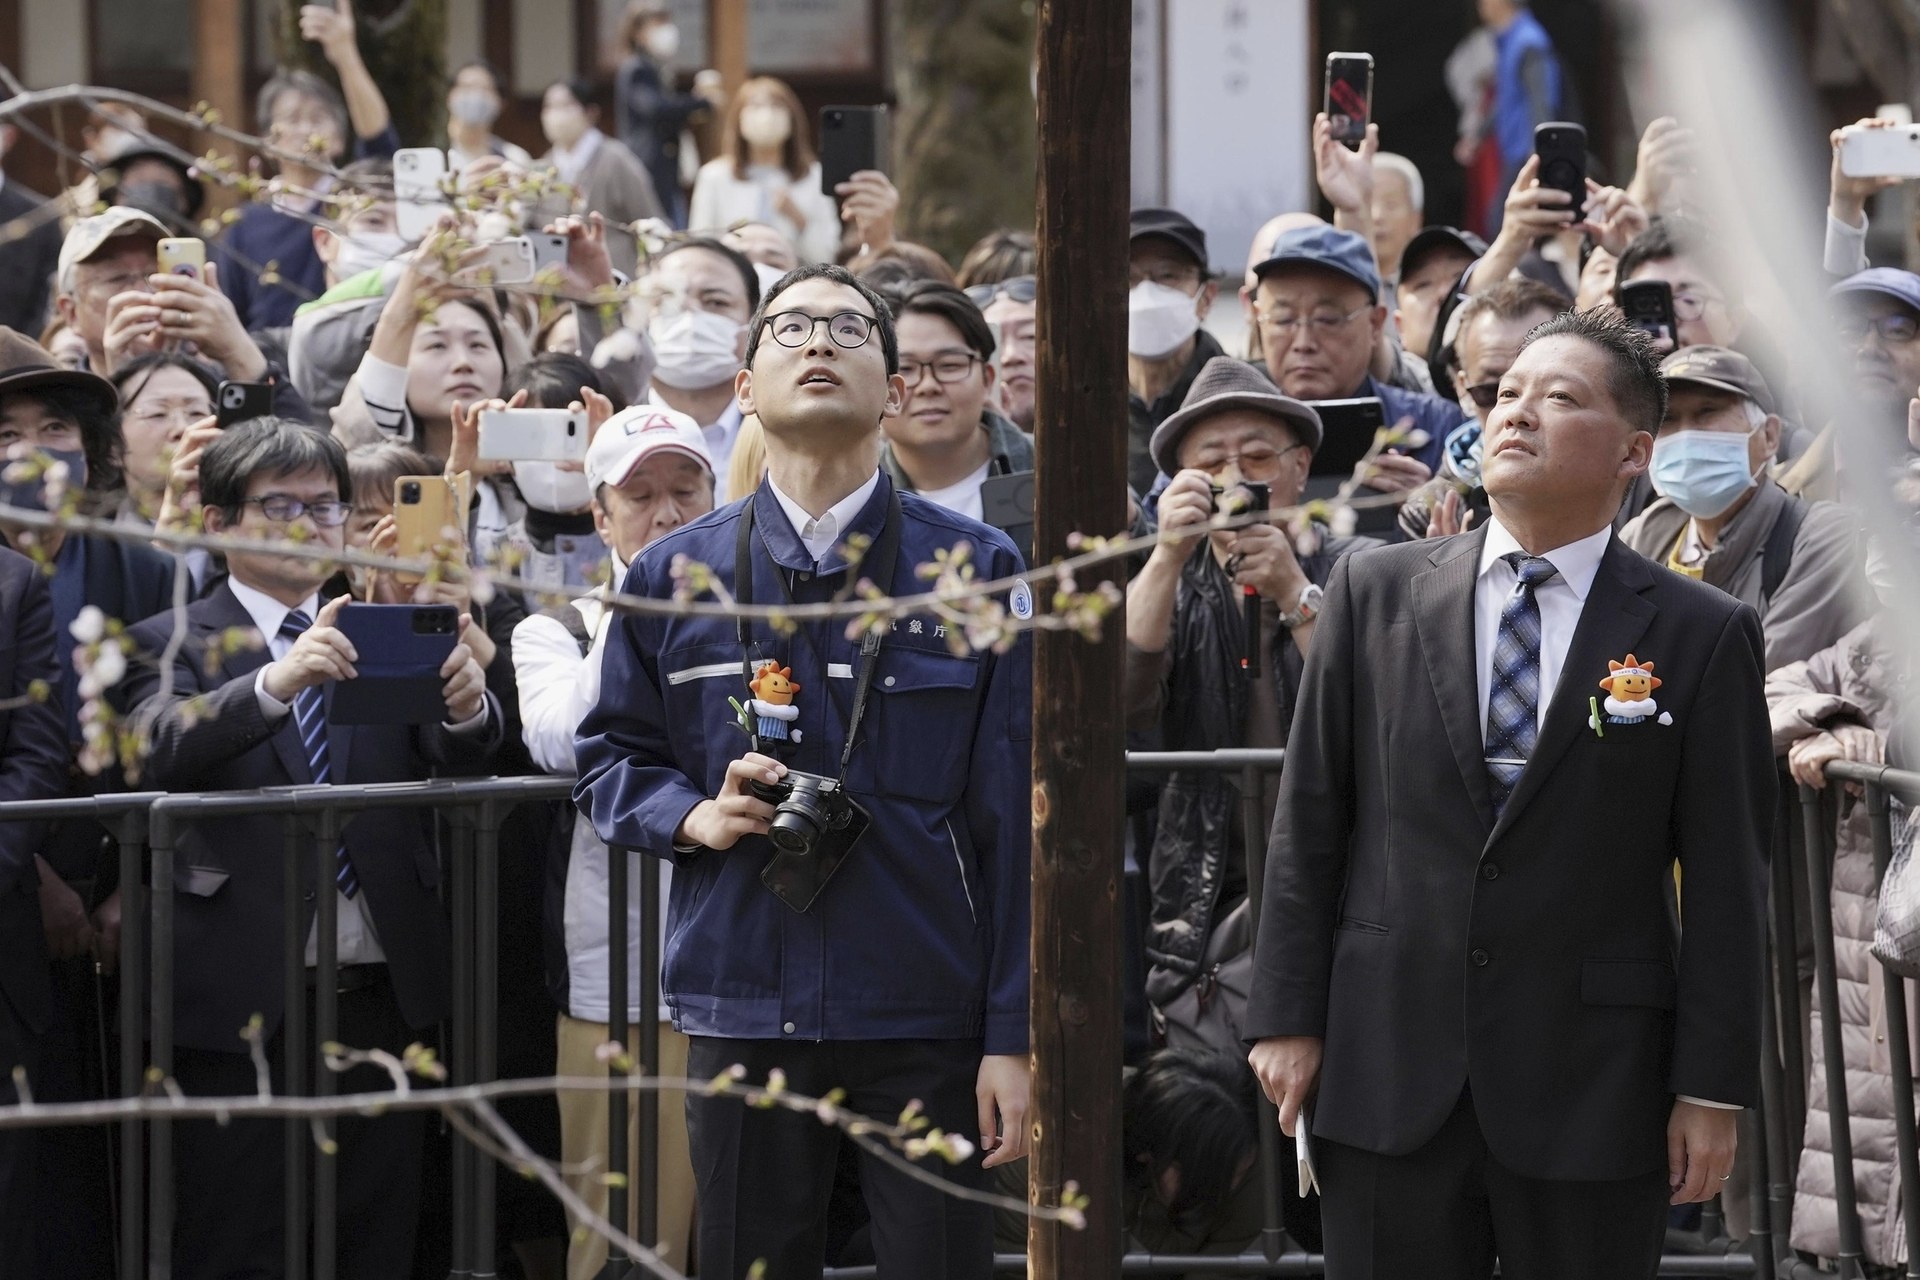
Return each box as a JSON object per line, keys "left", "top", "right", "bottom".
{"left": 1148, "top": 357, "right": 1323, "bottom": 477}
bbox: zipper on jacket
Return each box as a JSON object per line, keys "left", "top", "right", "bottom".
{"left": 946, "top": 819, "right": 977, "bottom": 924}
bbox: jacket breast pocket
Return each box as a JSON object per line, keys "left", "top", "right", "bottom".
{"left": 864, "top": 647, "right": 984, "bottom": 805}
{"left": 659, "top": 642, "right": 745, "bottom": 793}
{"left": 1591, "top": 720, "right": 1670, "bottom": 746}
{"left": 1581, "top": 958, "right": 1677, "bottom": 1010}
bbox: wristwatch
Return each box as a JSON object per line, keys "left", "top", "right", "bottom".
{"left": 1279, "top": 583, "right": 1325, "bottom": 631}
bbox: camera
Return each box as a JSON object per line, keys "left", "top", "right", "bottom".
{"left": 220, "top": 384, "right": 247, "bottom": 409}
{"left": 749, "top": 769, "right": 856, "bottom": 857}
{"left": 1209, "top": 480, "right": 1270, "bottom": 520}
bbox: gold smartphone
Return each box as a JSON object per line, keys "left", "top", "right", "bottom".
{"left": 390, "top": 474, "right": 471, "bottom": 588}
{"left": 157, "top": 237, "right": 205, "bottom": 281}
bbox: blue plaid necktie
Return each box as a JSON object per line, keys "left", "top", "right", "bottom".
{"left": 1484, "top": 553, "right": 1559, "bottom": 818}
{"left": 280, "top": 610, "right": 358, "bottom": 899}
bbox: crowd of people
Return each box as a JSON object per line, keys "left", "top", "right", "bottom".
{"left": 0, "top": 0, "right": 1917, "bottom": 1276}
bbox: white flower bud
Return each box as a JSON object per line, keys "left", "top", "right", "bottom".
{"left": 69, "top": 605, "right": 106, "bottom": 644}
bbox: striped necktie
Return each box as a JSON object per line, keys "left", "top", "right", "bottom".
{"left": 280, "top": 610, "right": 358, "bottom": 899}
{"left": 1483, "top": 553, "right": 1559, "bottom": 819}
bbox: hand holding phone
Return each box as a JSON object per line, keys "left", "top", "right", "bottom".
{"left": 158, "top": 238, "right": 206, "bottom": 282}
{"left": 392, "top": 475, "right": 470, "bottom": 586}
{"left": 394, "top": 147, "right": 451, "bottom": 243}
{"left": 819, "top": 106, "right": 890, "bottom": 195}
{"left": 1615, "top": 278, "right": 1678, "bottom": 352}
{"left": 216, "top": 380, "right": 274, "bottom": 428}
{"left": 1323, "top": 53, "right": 1374, "bottom": 148}
{"left": 1532, "top": 122, "right": 1588, "bottom": 221}
{"left": 477, "top": 407, "right": 589, "bottom": 462}
{"left": 1838, "top": 122, "right": 1920, "bottom": 180}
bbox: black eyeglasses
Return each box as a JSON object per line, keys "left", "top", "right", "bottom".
{"left": 1463, "top": 382, "right": 1501, "bottom": 411}
{"left": 964, "top": 275, "right": 1036, "bottom": 307}
{"left": 762, "top": 310, "right": 879, "bottom": 350}
{"left": 242, "top": 495, "right": 352, "bottom": 527}
{"left": 899, "top": 354, "right": 983, "bottom": 388}
{"left": 1839, "top": 313, "right": 1920, "bottom": 346}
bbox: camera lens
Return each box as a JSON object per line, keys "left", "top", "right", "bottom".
{"left": 401, "top": 482, "right": 421, "bottom": 503}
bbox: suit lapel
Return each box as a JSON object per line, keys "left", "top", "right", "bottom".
{"left": 1412, "top": 527, "right": 1497, "bottom": 832}
{"left": 1489, "top": 538, "right": 1656, "bottom": 843}
{"left": 207, "top": 585, "right": 315, "bottom": 786}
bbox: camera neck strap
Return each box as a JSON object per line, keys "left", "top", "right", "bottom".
{"left": 734, "top": 489, "right": 904, "bottom": 779}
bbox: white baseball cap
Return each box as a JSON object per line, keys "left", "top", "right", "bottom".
{"left": 586, "top": 404, "right": 716, "bottom": 491}
{"left": 58, "top": 206, "right": 169, "bottom": 291}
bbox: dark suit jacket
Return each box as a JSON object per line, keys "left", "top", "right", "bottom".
{"left": 0, "top": 550, "right": 68, "bottom": 1038}
{"left": 1246, "top": 527, "right": 1774, "bottom": 1181}
{"left": 0, "top": 179, "right": 61, "bottom": 337}
{"left": 121, "top": 584, "right": 503, "bottom": 1054}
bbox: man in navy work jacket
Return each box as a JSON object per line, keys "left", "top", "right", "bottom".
{"left": 575, "top": 262, "right": 1033, "bottom": 1280}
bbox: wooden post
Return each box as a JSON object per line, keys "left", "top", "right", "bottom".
{"left": 709, "top": 0, "right": 747, "bottom": 99}
{"left": 1027, "top": 0, "right": 1128, "bottom": 1272}
{"left": 194, "top": 0, "right": 248, "bottom": 182}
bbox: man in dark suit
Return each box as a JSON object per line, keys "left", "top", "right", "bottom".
{"left": 1246, "top": 309, "right": 1774, "bottom": 1279}
{"left": 0, "top": 127, "right": 62, "bottom": 337}
{"left": 121, "top": 418, "right": 501, "bottom": 1280}
{"left": 0, "top": 546, "right": 71, "bottom": 1275}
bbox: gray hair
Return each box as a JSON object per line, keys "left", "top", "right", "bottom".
{"left": 255, "top": 69, "right": 349, "bottom": 143}
{"left": 1374, "top": 152, "right": 1424, "bottom": 214}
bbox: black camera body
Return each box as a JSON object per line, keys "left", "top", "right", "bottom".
{"left": 1209, "top": 479, "right": 1271, "bottom": 520}
{"left": 749, "top": 769, "right": 857, "bottom": 856}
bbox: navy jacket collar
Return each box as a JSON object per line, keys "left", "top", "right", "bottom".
{"left": 749, "top": 470, "right": 896, "bottom": 579}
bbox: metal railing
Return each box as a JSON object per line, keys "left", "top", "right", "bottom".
{"left": 7, "top": 749, "right": 1869, "bottom": 1278}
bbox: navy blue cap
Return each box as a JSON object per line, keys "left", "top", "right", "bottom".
{"left": 1399, "top": 226, "right": 1488, "bottom": 281}
{"left": 1130, "top": 208, "right": 1209, "bottom": 272}
{"left": 1831, "top": 267, "right": 1920, "bottom": 314}
{"left": 1252, "top": 225, "right": 1380, "bottom": 301}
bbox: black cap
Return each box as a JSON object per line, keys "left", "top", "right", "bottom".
{"left": 1399, "top": 226, "right": 1487, "bottom": 282}
{"left": 1130, "top": 208, "right": 1208, "bottom": 273}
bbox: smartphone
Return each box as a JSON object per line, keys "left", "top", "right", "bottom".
{"left": 215, "top": 379, "right": 274, "bottom": 429}
{"left": 1533, "top": 121, "right": 1588, "bottom": 220}
{"left": 979, "top": 468, "right": 1035, "bottom": 565}
{"left": 819, "top": 106, "right": 890, "bottom": 195}
{"left": 393, "top": 146, "right": 450, "bottom": 242}
{"left": 1306, "top": 397, "right": 1387, "bottom": 477}
{"left": 157, "top": 237, "right": 205, "bottom": 281}
{"left": 329, "top": 603, "right": 461, "bottom": 725}
{"left": 1324, "top": 53, "right": 1375, "bottom": 147}
{"left": 1616, "top": 278, "right": 1678, "bottom": 348}
{"left": 477, "top": 407, "right": 590, "bottom": 463}
{"left": 526, "top": 231, "right": 568, "bottom": 274}
{"left": 451, "top": 237, "right": 545, "bottom": 288}
{"left": 392, "top": 474, "right": 469, "bottom": 587}
{"left": 1839, "top": 123, "right": 1920, "bottom": 179}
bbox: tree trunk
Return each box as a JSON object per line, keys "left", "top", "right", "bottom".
{"left": 890, "top": 0, "right": 1037, "bottom": 266}
{"left": 273, "top": 0, "right": 446, "bottom": 151}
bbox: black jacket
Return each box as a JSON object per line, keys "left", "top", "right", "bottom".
{"left": 1127, "top": 329, "right": 1226, "bottom": 497}
{"left": 0, "top": 549, "right": 69, "bottom": 1038}
{"left": 1136, "top": 529, "right": 1375, "bottom": 992}
{"left": 1247, "top": 529, "right": 1774, "bottom": 1180}
{"left": 0, "top": 179, "right": 61, "bottom": 336}
{"left": 122, "top": 585, "right": 503, "bottom": 1052}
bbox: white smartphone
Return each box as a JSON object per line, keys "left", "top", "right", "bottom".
{"left": 477, "top": 407, "right": 590, "bottom": 462}
{"left": 1839, "top": 123, "right": 1920, "bottom": 179}
{"left": 393, "top": 147, "right": 450, "bottom": 242}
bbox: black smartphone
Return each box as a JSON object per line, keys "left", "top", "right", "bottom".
{"left": 1324, "top": 52, "right": 1375, "bottom": 147}
{"left": 1616, "top": 279, "right": 1678, "bottom": 348}
{"left": 329, "top": 603, "right": 461, "bottom": 725}
{"left": 1307, "top": 397, "right": 1387, "bottom": 478}
{"left": 216, "top": 379, "right": 274, "bottom": 429}
{"left": 979, "top": 468, "right": 1034, "bottom": 565}
{"left": 819, "top": 105, "right": 890, "bottom": 196}
{"left": 1532, "top": 121, "right": 1588, "bottom": 221}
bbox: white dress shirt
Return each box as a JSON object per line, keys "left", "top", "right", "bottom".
{"left": 767, "top": 469, "right": 881, "bottom": 563}
{"left": 228, "top": 579, "right": 386, "bottom": 967}
{"left": 1470, "top": 519, "right": 1738, "bottom": 1112}
{"left": 1473, "top": 518, "right": 1612, "bottom": 739}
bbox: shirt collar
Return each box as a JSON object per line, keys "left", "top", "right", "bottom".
{"left": 227, "top": 577, "right": 320, "bottom": 640}
{"left": 766, "top": 469, "right": 881, "bottom": 563}
{"left": 552, "top": 128, "right": 604, "bottom": 178}
{"left": 1477, "top": 515, "right": 1612, "bottom": 602}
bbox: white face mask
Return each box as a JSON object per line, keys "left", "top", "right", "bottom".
{"left": 449, "top": 88, "right": 500, "bottom": 128}
{"left": 645, "top": 23, "right": 681, "bottom": 60}
{"left": 650, "top": 309, "right": 745, "bottom": 390}
{"left": 1128, "top": 280, "right": 1202, "bottom": 359}
{"left": 739, "top": 105, "right": 793, "bottom": 150}
{"left": 513, "top": 461, "right": 594, "bottom": 513}
{"left": 331, "top": 230, "right": 408, "bottom": 280}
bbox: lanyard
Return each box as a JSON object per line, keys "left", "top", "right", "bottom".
{"left": 734, "top": 490, "right": 904, "bottom": 782}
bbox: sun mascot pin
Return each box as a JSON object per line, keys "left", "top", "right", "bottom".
{"left": 741, "top": 661, "right": 803, "bottom": 743}
{"left": 1596, "top": 653, "right": 1673, "bottom": 727}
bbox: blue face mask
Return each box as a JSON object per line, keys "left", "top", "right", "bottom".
{"left": 0, "top": 447, "right": 88, "bottom": 514}
{"left": 1649, "top": 428, "right": 1760, "bottom": 520}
